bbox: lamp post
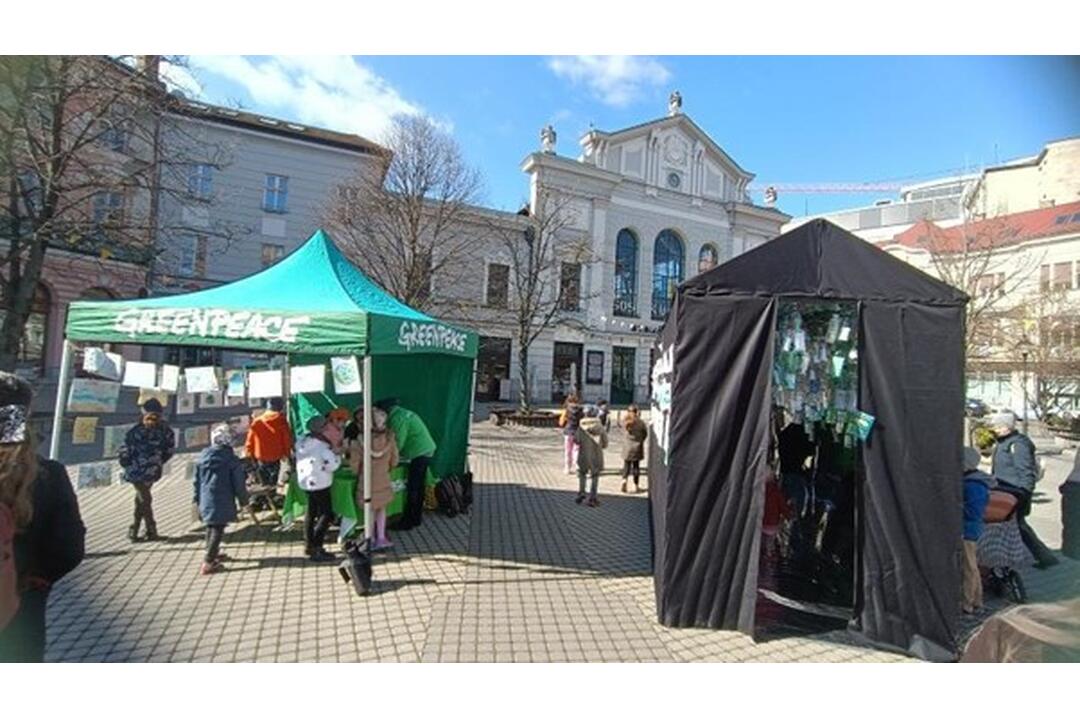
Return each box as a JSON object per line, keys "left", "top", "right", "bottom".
{"left": 1017, "top": 334, "right": 1034, "bottom": 435}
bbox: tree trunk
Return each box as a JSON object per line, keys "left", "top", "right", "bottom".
{"left": 0, "top": 308, "right": 24, "bottom": 372}
{"left": 517, "top": 341, "right": 531, "bottom": 415}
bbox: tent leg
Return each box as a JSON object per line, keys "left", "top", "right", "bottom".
{"left": 48, "top": 338, "right": 75, "bottom": 461}
{"left": 282, "top": 354, "right": 292, "bottom": 418}
{"left": 466, "top": 357, "right": 478, "bottom": 474}
{"left": 362, "top": 355, "right": 373, "bottom": 546}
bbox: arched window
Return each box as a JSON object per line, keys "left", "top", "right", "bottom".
{"left": 0, "top": 282, "right": 51, "bottom": 375}
{"left": 613, "top": 229, "right": 638, "bottom": 317}
{"left": 698, "top": 243, "right": 718, "bottom": 274}
{"left": 651, "top": 229, "right": 684, "bottom": 320}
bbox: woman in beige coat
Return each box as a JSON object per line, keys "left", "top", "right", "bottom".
{"left": 350, "top": 407, "right": 399, "bottom": 550}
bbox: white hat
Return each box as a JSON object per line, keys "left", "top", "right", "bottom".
{"left": 989, "top": 412, "right": 1016, "bottom": 431}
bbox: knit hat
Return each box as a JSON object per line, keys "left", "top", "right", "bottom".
{"left": 267, "top": 397, "right": 284, "bottom": 412}
{"left": 210, "top": 423, "right": 232, "bottom": 446}
{"left": 327, "top": 407, "right": 350, "bottom": 424}
{"left": 306, "top": 416, "right": 327, "bottom": 435}
{"left": 141, "top": 398, "right": 164, "bottom": 414}
{"left": 989, "top": 412, "right": 1016, "bottom": 431}
{"left": 0, "top": 371, "right": 32, "bottom": 445}
{"left": 963, "top": 447, "right": 982, "bottom": 472}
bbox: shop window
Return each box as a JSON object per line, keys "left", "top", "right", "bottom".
{"left": 651, "top": 229, "right": 684, "bottom": 320}
{"left": 613, "top": 229, "right": 638, "bottom": 317}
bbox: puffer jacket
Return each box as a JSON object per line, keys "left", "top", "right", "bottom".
{"left": 118, "top": 422, "right": 175, "bottom": 484}
{"left": 295, "top": 434, "right": 341, "bottom": 491}
{"left": 194, "top": 444, "right": 248, "bottom": 525}
{"left": 576, "top": 417, "right": 608, "bottom": 475}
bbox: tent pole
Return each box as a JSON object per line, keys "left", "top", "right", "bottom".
{"left": 466, "top": 357, "right": 478, "bottom": 474}
{"left": 282, "top": 353, "right": 292, "bottom": 419}
{"left": 48, "top": 338, "right": 75, "bottom": 461}
{"left": 362, "top": 354, "right": 373, "bottom": 546}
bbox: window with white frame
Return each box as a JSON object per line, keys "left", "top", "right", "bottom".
{"left": 92, "top": 191, "right": 124, "bottom": 225}
{"left": 178, "top": 235, "right": 207, "bottom": 277}
{"left": 187, "top": 164, "right": 213, "bottom": 199}
{"left": 261, "top": 243, "right": 285, "bottom": 267}
{"left": 263, "top": 174, "right": 289, "bottom": 213}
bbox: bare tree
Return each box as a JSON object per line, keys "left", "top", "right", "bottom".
{"left": 1000, "top": 289, "right": 1080, "bottom": 420}
{"left": 323, "top": 113, "right": 483, "bottom": 312}
{"left": 488, "top": 191, "right": 596, "bottom": 413}
{"left": 921, "top": 215, "right": 1041, "bottom": 360}
{"left": 0, "top": 55, "right": 237, "bottom": 371}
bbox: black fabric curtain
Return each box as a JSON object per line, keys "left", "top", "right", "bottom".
{"left": 657, "top": 293, "right": 776, "bottom": 632}
{"left": 858, "top": 300, "right": 965, "bottom": 657}
{"left": 648, "top": 317, "right": 678, "bottom": 609}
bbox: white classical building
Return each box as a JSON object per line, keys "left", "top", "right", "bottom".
{"left": 466, "top": 93, "right": 789, "bottom": 406}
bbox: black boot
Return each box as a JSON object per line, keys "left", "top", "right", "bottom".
{"left": 144, "top": 522, "right": 161, "bottom": 542}
{"left": 128, "top": 525, "right": 143, "bottom": 543}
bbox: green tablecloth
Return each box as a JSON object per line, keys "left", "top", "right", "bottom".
{"left": 280, "top": 464, "right": 435, "bottom": 541}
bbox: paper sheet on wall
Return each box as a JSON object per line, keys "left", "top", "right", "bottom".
{"left": 137, "top": 389, "right": 171, "bottom": 412}
{"left": 122, "top": 361, "right": 159, "bottom": 389}
{"left": 67, "top": 379, "right": 121, "bottom": 413}
{"left": 199, "top": 391, "right": 223, "bottom": 409}
{"left": 331, "top": 356, "right": 362, "bottom": 394}
{"left": 72, "top": 416, "right": 99, "bottom": 445}
{"left": 176, "top": 392, "right": 195, "bottom": 415}
{"left": 184, "top": 425, "right": 210, "bottom": 448}
{"left": 77, "top": 462, "right": 113, "bottom": 489}
{"left": 82, "top": 347, "right": 123, "bottom": 381}
{"left": 248, "top": 369, "right": 283, "bottom": 399}
{"left": 289, "top": 364, "right": 325, "bottom": 394}
{"left": 225, "top": 369, "right": 246, "bottom": 398}
{"left": 102, "top": 425, "right": 127, "bottom": 458}
{"left": 184, "top": 366, "right": 220, "bottom": 394}
{"left": 158, "top": 364, "right": 180, "bottom": 393}
{"left": 226, "top": 393, "right": 247, "bottom": 407}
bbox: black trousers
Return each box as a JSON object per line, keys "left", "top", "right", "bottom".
{"left": 204, "top": 525, "right": 225, "bottom": 563}
{"left": 998, "top": 481, "right": 1057, "bottom": 565}
{"left": 403, "top": 456, "right": 431, "bottom": 528}
{"left": 304, "top": 487, "right": 333, "bottom": 552}
{"left": 622, "top": 460, "right": 641, "bottom": 484}
{"left": 132, "top": 482, "right": 155, "bottom": 531}
{"left": 255, "top": 460, "right": 281, "bottom": 487}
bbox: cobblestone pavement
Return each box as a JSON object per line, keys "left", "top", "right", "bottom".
{"left": 43, "top": 423, "right": 1080, "bottom": 662}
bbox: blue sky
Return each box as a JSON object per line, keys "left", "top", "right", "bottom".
{"left": 173, "top": 56, "right": 1080, "bottom": 218}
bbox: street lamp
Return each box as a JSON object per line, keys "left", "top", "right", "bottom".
{"left": 1016, "top": 334, "right": 1034, "bottom": 435}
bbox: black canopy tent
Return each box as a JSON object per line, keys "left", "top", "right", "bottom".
{"left": 648, "top": 219, "right": 969, "bottom": 659}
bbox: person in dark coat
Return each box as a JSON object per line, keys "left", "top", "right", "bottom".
{"left": 620, "top": 404, "right": 648, "bottom": 493}
{"left": 0, "top": 371, "right": 85, "bottom": 663}
{"left": 990, "top": 412, "right": 1059, "bottom": 568}
{"left": 194, "top": 424, "right": 248, "bottom": 576}
{"left": 118, "top": 398, "right": 175, "bottom": 542}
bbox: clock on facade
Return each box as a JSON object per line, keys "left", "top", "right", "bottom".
{"left": 666, "top": 171, "right": 681, "bottom": 189}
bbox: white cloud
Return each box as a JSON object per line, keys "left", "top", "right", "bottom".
{"left": 188, "top": 55, "right": 423, "bottom": 140}
{"left": 547, "top": 56, "right": 671, "bottom": 108}
{"left": 159, "top": 59, "right": 205, "bottom": 99}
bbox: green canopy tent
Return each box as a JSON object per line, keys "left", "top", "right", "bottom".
{"left": 56, "top": 229, "right": 478, "bottom": 544}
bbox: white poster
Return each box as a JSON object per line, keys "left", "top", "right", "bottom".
{"left": 331, "top": 356, "right": 362, "bottom": 395}
{"left": 248, "top": 369, "right": 283, "bottom": 399}
{"left": 176, "top": 392, "right": 195, "bottom": 415}
{"left": 122, "top": 361, "right": 158, "bottom": 389}
{"left": 82, "top": 347, "right": 123, "bottom": 381}
{"left": 184, "top": 366, "right": 220, "bottom": 394}
{"left": 289, "top": 364, "right": 325, "bottom": 394}
{"left": 159, "top": 364, "right": 181, "bottom": 393}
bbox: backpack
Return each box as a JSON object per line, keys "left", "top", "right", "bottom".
{"left": 435, "top": 476, "right": 465, "bottom": 518}
{"left": 0, "top": 503, "right": 19, "bottom": 631}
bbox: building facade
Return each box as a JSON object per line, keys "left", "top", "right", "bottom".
{"left": 460, "top": 95, "right": 789, "bottom": 406}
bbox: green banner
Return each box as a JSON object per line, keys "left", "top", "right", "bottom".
{"left": 369, "top": 315, "right": 478, "bottom": 358}
{"left": 65, "top": 302, "right": 368, "bottom": 355}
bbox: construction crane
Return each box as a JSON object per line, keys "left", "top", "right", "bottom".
{"left": 746, "top": 182, "right": 905, "bottom": 194}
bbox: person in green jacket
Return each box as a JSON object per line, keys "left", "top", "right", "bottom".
{"left": 376, "top": 398, "right": 436, "bottom": 530}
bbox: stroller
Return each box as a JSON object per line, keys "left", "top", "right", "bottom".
{"left": 977, "top": 487, "right": 1033, "bottom": 604}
